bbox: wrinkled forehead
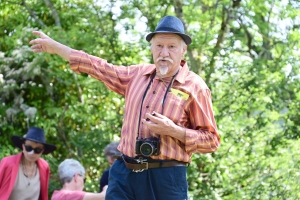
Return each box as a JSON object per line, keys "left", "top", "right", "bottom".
{"left": 152, "top": 33, "right": 183, "bottom": 42}
{"left": 24, "top": 140, "right": 44, "bottom": 148}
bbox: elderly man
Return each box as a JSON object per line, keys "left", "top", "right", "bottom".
{"left": 51, "top": 159, "right": 106, "bottom": 200}
{"left": 30, "top": 15, "right": 220, "bottom": 200}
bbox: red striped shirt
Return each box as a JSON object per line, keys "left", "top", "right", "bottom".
{"left": 70, "top": 50, "right": 220, "bottom": 162}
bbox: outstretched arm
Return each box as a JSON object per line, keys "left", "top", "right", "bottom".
{"left": 83, "top": 185, "right": 107, "bottom": 200}
{"left": 29, "top": 31, "right": 72, "bottom": 61}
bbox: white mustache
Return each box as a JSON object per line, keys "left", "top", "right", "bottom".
{"left": 156, "top": 57, "right": 174, "bottom": 64}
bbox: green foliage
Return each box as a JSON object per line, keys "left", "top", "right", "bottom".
{"left": 1, "top": 0, "right": 300, "bottom": 199}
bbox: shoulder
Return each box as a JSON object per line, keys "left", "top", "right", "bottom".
{"left": 52, "top": 190, "right": 85, "bottom": 200}
{"left": 38, "top": 157, "right": 48, "bottom": 162}
{"left": 179, "top": 63, "right": 209, "bottom": 91}
{"left": 0, "top": 153, "right": 20, "bottom": 165}
{"left": 100, "top": 169, "right": 110, "bottom": 179}
{"left": 103, "top": 169, "right": 110, "bottom": 176}
{"left": 180, "top": 71, "right": 210, "bottom": 98}
{"left": 37, "top": 157, "right": 49, "bottom": 165}
{"left": 128, "top": 63, "right": 155, "bottom": 75}
{"left": 186, "top": 71, "right": 209, "bottom": 90}
{"left": 36, "top": 157, "right": 49, "bottom": 170}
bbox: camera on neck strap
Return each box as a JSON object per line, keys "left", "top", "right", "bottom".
{"left": 135, "top": 136, "right": 161, "bottom": 157}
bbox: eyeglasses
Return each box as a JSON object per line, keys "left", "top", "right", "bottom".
{"left": 24, "top": 145, "right": 44, "bottom": 154}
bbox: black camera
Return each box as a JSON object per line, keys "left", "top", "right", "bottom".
{"left": 135, "top": 137, "right": 160, "bottom": 157}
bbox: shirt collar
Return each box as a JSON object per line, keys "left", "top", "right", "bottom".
{"left": 143, "top": 60, "right": 188, "bottom": 84}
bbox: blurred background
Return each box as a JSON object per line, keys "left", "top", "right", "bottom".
{"left": 0, "top": 0, "right": 299, "bottom": 199}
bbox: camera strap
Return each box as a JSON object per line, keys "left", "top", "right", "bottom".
{"left": 136, "top": 70, "right": 179, "bottom": 139}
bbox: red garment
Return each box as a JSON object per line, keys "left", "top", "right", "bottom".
{"left": 0, "top": 153, "right": 50, "bottom": 200}
{"left": 51, "top": 190, "right": 85, "bottom": 200}
{"left": 70, "top": 50, "right": 220, "bottom": 163}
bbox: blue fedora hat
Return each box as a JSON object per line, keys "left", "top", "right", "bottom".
{"left": 11, "top": 126, "right": 57, "bottom": 154}
{"left": 146, "top": 15, "right": 192, "bottom": 45}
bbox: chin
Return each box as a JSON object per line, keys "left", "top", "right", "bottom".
{"left": 159, "top": 66, "right": 169, "bottom": 75}
{"left": 25, "top": 155, "right": 39, "bottom": 162}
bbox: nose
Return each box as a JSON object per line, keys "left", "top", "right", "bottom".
{"left": 160, "top": 46, "right": 169, "bottom": 57}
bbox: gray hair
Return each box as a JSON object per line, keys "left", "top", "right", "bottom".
{"left": 58, "top": 159, "right": 85, "bottom": 185}
{"left": 104, "top": 141, "right": 121, "bottom": 157}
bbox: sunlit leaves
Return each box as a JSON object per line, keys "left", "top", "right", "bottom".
{"left": 1, "top": 0, "right": 300, "bottom": 199}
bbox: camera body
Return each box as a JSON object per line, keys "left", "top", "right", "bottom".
{"left": 135, "top": 137, "right": 160, "bottom": 157}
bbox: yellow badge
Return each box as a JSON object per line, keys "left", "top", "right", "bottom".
{"left": 170, "top": 88, "right": 189, "bottom": 100}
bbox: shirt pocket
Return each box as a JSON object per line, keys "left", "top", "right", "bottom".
{"left": 163, "top": 92, "right": 188, "bottom": 124}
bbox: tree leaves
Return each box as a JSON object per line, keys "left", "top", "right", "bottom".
{"left": 1, "top": 0, "right": 300, "bottom": 199}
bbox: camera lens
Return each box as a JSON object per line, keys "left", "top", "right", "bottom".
{"left": 140, "top": 142, "right": 154, "bottom": 157}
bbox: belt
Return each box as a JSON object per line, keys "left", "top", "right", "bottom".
{"left": 119, "top": 155, "right": 187, "bottom": 172}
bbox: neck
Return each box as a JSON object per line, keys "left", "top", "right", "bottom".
{"left": 160, "top": 70, "right": 180, "bottom": 82}
{"left": 62, "top": 182, "right": 82, "bottom": 191}
{"left": 22, "top": 155, "right": 36, "bottom": 167}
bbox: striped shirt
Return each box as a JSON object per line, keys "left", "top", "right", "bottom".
{"left": 70, "top": 50, "right": 220, "bottom": 163}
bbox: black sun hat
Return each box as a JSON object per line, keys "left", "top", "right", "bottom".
{"left": 11, "top": 127, "right": 57, "bottom": 155}
{"left": 146, "top": 15, "right": 192, "bottom": 45}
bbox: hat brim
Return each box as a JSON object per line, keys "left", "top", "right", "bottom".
{"left": 146, "top": 31, "right": 192, "bottom": 45}
{"left": 11, "top": 135, "right": 57, "bottom": 155}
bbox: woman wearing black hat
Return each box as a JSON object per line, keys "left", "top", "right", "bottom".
{"left": 0, "top": 127, "right": 56, "bottom": 200}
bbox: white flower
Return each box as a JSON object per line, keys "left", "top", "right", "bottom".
{"left": 25, "top": 107, "right": 37, "bottom": 119}
{"left": 6, "top": 108, "right": 18, "bottom": 119}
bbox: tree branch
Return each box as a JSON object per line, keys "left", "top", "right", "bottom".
{"left": 73, "top": 73, "right": 84, "bottom": 104}
{"left": 206, "top": 0, "right": 241, "bottom": 85}
{"left": 173, "top": 0, "right": 199, "bottom": 73}
{"left": 21, "top": 0, "right": 46, "bottom": 28}
{"left": 42, "top": 0, "right": 61, "bottom": 27}
{"left": 206, "top": 4, "right": 229, "bottom": 85}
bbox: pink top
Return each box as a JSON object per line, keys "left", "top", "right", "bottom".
{"left": 51, "top": 190, "right": 85, "bottom": 200}
{"left": 0, "top": 153, "right": 50, "bottom": 200}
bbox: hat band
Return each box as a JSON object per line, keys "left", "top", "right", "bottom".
{"left": 155, "top": 27, "right": 184, "bottom": 34}
{"left": 25, "top": 136, "right": 46, "bottom": 143}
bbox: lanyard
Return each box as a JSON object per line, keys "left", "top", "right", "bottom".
{"left": 136, "top": 70, "right": 179, "bottom": 139}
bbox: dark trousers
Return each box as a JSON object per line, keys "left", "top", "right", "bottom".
{"left": 105, "top": 159, "right": 188, "bottom": 200}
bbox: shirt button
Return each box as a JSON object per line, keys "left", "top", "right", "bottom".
{"left": 146, "top": 106, "right": 149, "bottom": 108}
{"left": 153, "top": 91, "right": 156, "bottom": 94}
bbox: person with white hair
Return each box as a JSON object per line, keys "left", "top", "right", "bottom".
{"left": 51, "top": 159, "right": 106, "bottom": 200}
{"left": 30, "top": 15, "right": 220, "bottom": 199}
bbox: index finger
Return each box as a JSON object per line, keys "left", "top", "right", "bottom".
{"left": 150, "top": 111, "right": 164, "bottom": 119}
{"left": 144, "top": 112, "right": 162, "bottom": 124}
{"left": 32, "top": 31, "right": 49, "bottom": 39}
{"left": 32, "top": 31, "right": 43, "bottom": 37}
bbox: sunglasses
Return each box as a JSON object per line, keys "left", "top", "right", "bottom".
{"left": 24, "top": 145, "right": 44, "bottom": 154}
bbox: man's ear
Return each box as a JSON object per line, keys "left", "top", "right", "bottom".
{"left": 182, "top": 46, "right": 187, "bottom": 57}
{"left": 183, "top": 49, "right": 186, "bottom": 55}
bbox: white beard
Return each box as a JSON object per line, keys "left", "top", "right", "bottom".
{"left": 159, "top": 66, "right": 168, "bottom": 75}
{"left": 156, "top": 57, "right": 173, "bottom": 76}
